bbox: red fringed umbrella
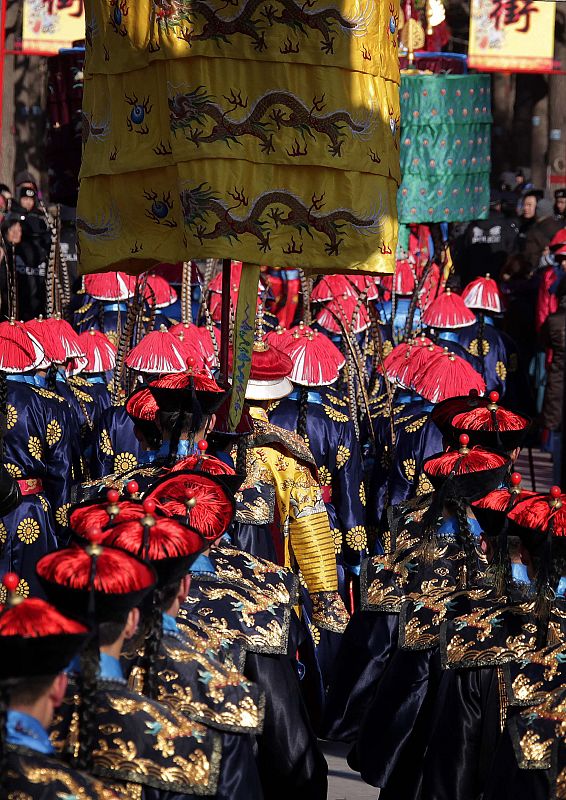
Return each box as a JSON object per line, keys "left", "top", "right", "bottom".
{"left": 25, "top": 317, "right": 85, "bottom": 363}
{"left": 278, "top": 324, "right": 345, "bottom": 386}
{"left": 125, "top": 327, "right": 202, "bottom": 374}
{"left": 412, "top": 349, "right": 486, "bottom": 403}
{"left": 0, "top": 320, "right": 45, "bottom": 373}
{"left": 421, "top": 288, "right": 476, "bottom": 329}
{"left": 68, "top": 329, "right": 117, "bottom": 375}
{"left": 83, "top": 271, "right": 137, "bottom": 301}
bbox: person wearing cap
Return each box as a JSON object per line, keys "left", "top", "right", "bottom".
{"left": 37, "top": 541, "right": 224, "bottom": 798}
{"left": 554, "top": 187, "right": 566, "bottom": 221}
{"left": 0, "top": 572, "right": 121, "bottom": 799}
{"left": 268, "top": 323, "right": 367, "bottom": 604}
{"left": 9, "top": 184, "right": 51, "bottom": 321}
{"left": 421, "top": 486, "right": 566, "bottom": 800}
{"left": 227, "top": 321, "right": 349, "bottom": 637}
{"left": 74, "top": 492, "right": 265, "bottom": 800}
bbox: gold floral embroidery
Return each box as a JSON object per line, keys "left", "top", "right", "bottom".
{"left": 336, "top": 445, "right": 350, "bottom": 468}
{"left": 519, "top": 729, "right": 553, "bottom": 766}
{"left": 403, "top": 458, "right": 416, "bottom": 481}
{"left": 468, "top": 338, "right": 490, "bottom": 357}
{"left": 28, "top": 436, "right": 43, "bottom": 460}
{"left": 309, "top": 623, "right": 321, "bottom": 646}
{"left": 332, "top": 528, "right": 343, "bottom": 554}
{"left": 113, "top": 451, "right": 138, "bottom": 473}
{"left": 39, "top": 494, "right": 49, "bottom": 512}
{"left": 100, "top": 429, "right": 114, "bottom": 456}
{"left": 31, "top": 386, "right": 64, "bottom": 403}
{"left": 6, "top": 404, "right": 17, "bottom": 430}
{"left": 346, "top": 526, "right": 367, "bottom": 550}
{"left": 0, "top": 522, "right": 7, "bottom": 543}
{"left": 416, "top": 472, "right": 434, "bottom": 496}
{"left": 496, "top": 361, "right": 507, "bottom": 381}
{"left": 0, "top": 576, "right": 29, "bottom": 603}
{"left": 17, "top": 517, "right": 40, "bottom": 544}
{"left": 324, "top": 404, "right": 349, "bottom": 423}
{"left": 46, "top": 419, "right": 62, "bottom": 446}
{"left": 359, "top": 482, "right": 366, "bottom": 506}
{"left": 405, "top": 416, "right": 427, "bottom": 433}
{"left": 19, "top": 760, "right": 118, "bottom": 799}
{"left": 55, "top": 504, "right": 72, "bottom": 527}
{"left": 5, "top": 463, "right": 22, "bottom": 478}
{"left": 318, "top": 465, "right": 332, "bottom": 486}
{"left": 327, "top": 394, "right": 348, "bottom": 408}
{"left": 381, "top": 340, "right": 393, "bottom": 357}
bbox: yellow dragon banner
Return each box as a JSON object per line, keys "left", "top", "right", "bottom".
{"left": 78, "top": 0, "right": 400, "bottom": 275}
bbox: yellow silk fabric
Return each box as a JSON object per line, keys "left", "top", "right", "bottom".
{"left": 78, "top": 0, "right": 400, "bottom": 275}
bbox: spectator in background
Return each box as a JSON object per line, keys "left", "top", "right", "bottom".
{"left": 536, "top": 229, "right": 566, "bottom": 333}
{"left": 517, "top": 190, "right": 541, "bottom": 261}
{"left": 0, "top": 212, "right": 26, "bottom": 318}
{"left": 10, "top": 184, "right": 50, "bottom": 320}
{"left": 540, "top": 274, "right": 566, "bottom": 483}
{"left": 0, "top": 183, "right": 12, "bottom": 219}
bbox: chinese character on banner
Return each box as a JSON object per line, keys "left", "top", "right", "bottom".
{"left": 22, "top": 0, "right": 85, "bottom": 55}
{"left": 469, "top": 0, "right": 556, "bottom": 72}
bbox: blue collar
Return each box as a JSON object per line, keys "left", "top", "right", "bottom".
{"left": 6, "top": 710, "right": 54, "bottom": 755}
{"left": 483, "top": 315, "right": 495, "bottom": 327}
{"left": 511, "top": 562, "right": 531, "bottom": 585}
{"left": 162, "top": 613, "right": 179, "bottom": 634}
{"left": 436, "top": 515, "right": 483, "bottom": 538}
{"left": 437, "top": 331, "right": 461, "bottom": 344}
{"left": 139, "top": 438, "right": 195, "bottom": 465}
{"left": 99, "top": 653, "right": 124, "bottom": 681}
{"left": 103, "top": 302, "right": 127, "bottom": 312}
{"left": 86, "top": 375, "right": 106, "bottom": 384}
{"left": 287, "top": 389, "right": 324, "bottom": 405}
{"left": 34, "top": 375, "right": 47, "bottom": 388}
{"left": 6, "top": 374, "right": 36, "bottom": 385}
{"left": 190, "top": 553, "right": 215, "bottom": 575}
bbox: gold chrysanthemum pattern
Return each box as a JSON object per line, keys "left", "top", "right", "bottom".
{"left": 336, "top": 445, "right": 351, "bottom": 468}
{"left": 100, "top": 429, "right": 114, "bottom": 456}
{"left": 468, "top": 338, "right": 490, "bottom": 357}
{"left": 17, "top": 517, "right": 40, "bottom": 544}
{"left": 417, "top": 472, "right": 434, "bottom": 496}
{"left": 0, "top": 577, "right": 29, "bottom": 604}
{"left": 309, "top": 623, "right": 321, "bottom": 646}
{"left": 346, "top": 526, "right": 367, "bottom": 551}
{"left": 324, "top": 405, "right": 349, "bottom": 423}
{"left": 5, "top": 463, "right": 22, "bottom": 478}
{"left": 496, "top": 361, "right": 507, "bottom": 381}
{"left": 28, "top": 436, "right": 43, "bottom": 461}
{"left": 403, "top": 458, "right": 416, "bottom": 481}
{"left": 318, "top": 465, "right": 332, "bottom": 486}
{"left": 0, "top": 522, "right": 7, "bottom": 543}
{"left": 55, "top": 504, "right": 72, "bottom": 527}
{"left": 113, "top": 451, "right": 137, "bottom": 473}
{"left": 6, "top": 404, "right": 17, "bottom": 430}
{"left": 332, "top": 528, "right": 343, "bottom": 554}
{"left": 46, "top": 419, "right": 62, "bottom": 446}
{"left": 359, "top": 482, "right": 366, "bottom": 506}
{"left": 39, "top": 494, "right": 49, "bottom": 512}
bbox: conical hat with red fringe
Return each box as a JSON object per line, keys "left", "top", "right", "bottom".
{"left": 103, "top": 503, "right": 205, "bottom": 586}
{"left": 507, "top": 489, "right": 566, "bottom": 540}
{"left": 412, "top": 349, "right": 486, "bottom": 403}
{"left": 419, "top": 263, "right": 442, "bottom": 310}
{"left": 208, "top": 261, "right": 262, "bottom": 322}
{"left": 392, "top": 259, "right": 417, "bottom": 296}
{"left": 423, "top": 434, "right": 510, "bottom": 500}
{"left": 83, "top": 271, "right": 136, "bottom": 301}
{"left": 347, "top": 275, "right": 380, "bottom": 301}
{"left": 450, "top": 391, "right": 531, "bottom": 451}
{"left": 145, "top": 470, "right": 235, "bottom": 543}
{"left": 68, "top": 329, "right": 116, "bottom": 376}
{"left": 472, "top": 473, "right": 536, "bottom": 536}
{"left": 143, "top": 274, "right": 178, "bottom": 309}
{"left": 228, "top": 338, "right": 293, "bottom": 401}
{"left": 462, "top": 275, "right": 502, "bottom": 314}
{"left": 69, "top": 489, "right": 148, "bottom": 539}
{"left": 311, "top": 274, "right": 356, "bottom": 303}
{"left": 0, "top": 320, "right": 45, "bottom": 372}
{"left": 278, "top": 324, "right": 345, "bottom": 386}
{"left": 385, "top": 339, "right": 442, "bottom": 389}
{"left": 421, "top": 288, "right": 476, "bottom": 329}
{"left": 0, "top": 573, "right": 91, "bottom": 681}
{"left": 125, "top": 327, "right": 202, "bottom": 374}
{"left": 315, "top": 295, "right": 370, "bottom": 334}
{"left": 169, "top": 322, "right": 216, "bottom": 367}
{"left": 148, "top": 370, "right": 227, "bottom": 415}
{"left": 36, "top": 543, "right": 157, "bottom": 622}
{"left": 25, "top": 316, "right": 85, "bottom": 363}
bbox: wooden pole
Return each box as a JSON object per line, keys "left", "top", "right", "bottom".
{"left": 219, "top": 258, "right": 231, "bottom": 387}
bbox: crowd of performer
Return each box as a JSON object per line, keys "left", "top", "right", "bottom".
{"left": 0, "top": 223, "right": 564, "bottom": 799}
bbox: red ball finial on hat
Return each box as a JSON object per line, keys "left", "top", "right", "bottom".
{"left": 185, "top": 488, "right": 197, "bottom": 509}
{"left": 510, "top": 472, "right": 522, "bottom": 486}
{"left": 197, "top": 440, "right": 208, "bottom": 452}
{"left": 459, "top": 433, "right": 469, "bottom": 446}
{"left": 550, "top": 486, "right": 561, "bottom": 499}
{"left": 143, "top": 498, "right": 156, "bottom": 514}
{"left": 127, "top": 480, "right": 139, "bottom": 496}
{"left": 489, "top": 391, "right": 499, "bottom": 403}
{"left": 107, "top": 489, "right": 119, "bottom": 504}
{"left": 3, "top": 572, "right": 19, "bottom": 592}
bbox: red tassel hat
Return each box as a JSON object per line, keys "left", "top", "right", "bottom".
{"left": 430, "top": 389, "right": 488, "bottom": 435}
{"left": 311, "top": 275, "right": 356, "bottom": 303}
{"left": 392, "top": 258, "right": 417, "bottom": 296}
{"left": 148, "top": 369, "right": 227, "bottom": 416}
{"left": 423, "top": 434, "right": 511, "bottom": 502}
{"left": 143, "top": 274, "right": 178, "bottom": 309}
{"left": 36, "top": 542, "right": 157, "bottom": 623}
{"left": 0, "top": 572, "right": 90, "bottom": 682}
{"left": 169, "top": 322, "right": 217, "bottom": 368}
{"left": 0, "top": 320, "right": 45, "bottom": 372}
{"left": 144, "top": 470, "right": 235, "bottom": 543}
{"left": 228, "top": 316, "right": 294, "bottom": 400}
{"left": 83, "top": 271, "right": 136, "bottom": 301}
{"left": 102, "top": 499, "right": 206, "bottom": 587}
{"left": 315, "top": 294, "right": 370, "bottom": 334}
{"left": 125, "top": 327, "right": 203, "bottom": 375}
{"left": 472, "top": 472, "right": 536, "bottom": 537}
{"left": 421, "top": 288, "right": 476, "bottom": 330}
{"left": 69, "top": 485, "right": 148, "bottom": 539}
{"left": 462, "top": 275, "right": 502, "bottom": 315}
{"left": 25, "top": 315, "right": 85, "bottom": 364}
{"left": 411, "top": 349, "right": 486, "bottom": 404}
{"left": 450, "top": 391, "right": 531, "bottom": 452}
{"left": 389, "top": 340, "right": 444, "bottom": 389}
{"left": 172, "top": 442, "right": 244, "bottom": 494}
{"left": 346, "top": 275, "right": 380, "bottom": 301}
{"left": 278, "top": 323, "right": 345, "bottom": 387}
{"left": 68, "top": 330, "right": 117, "bottom": 376}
